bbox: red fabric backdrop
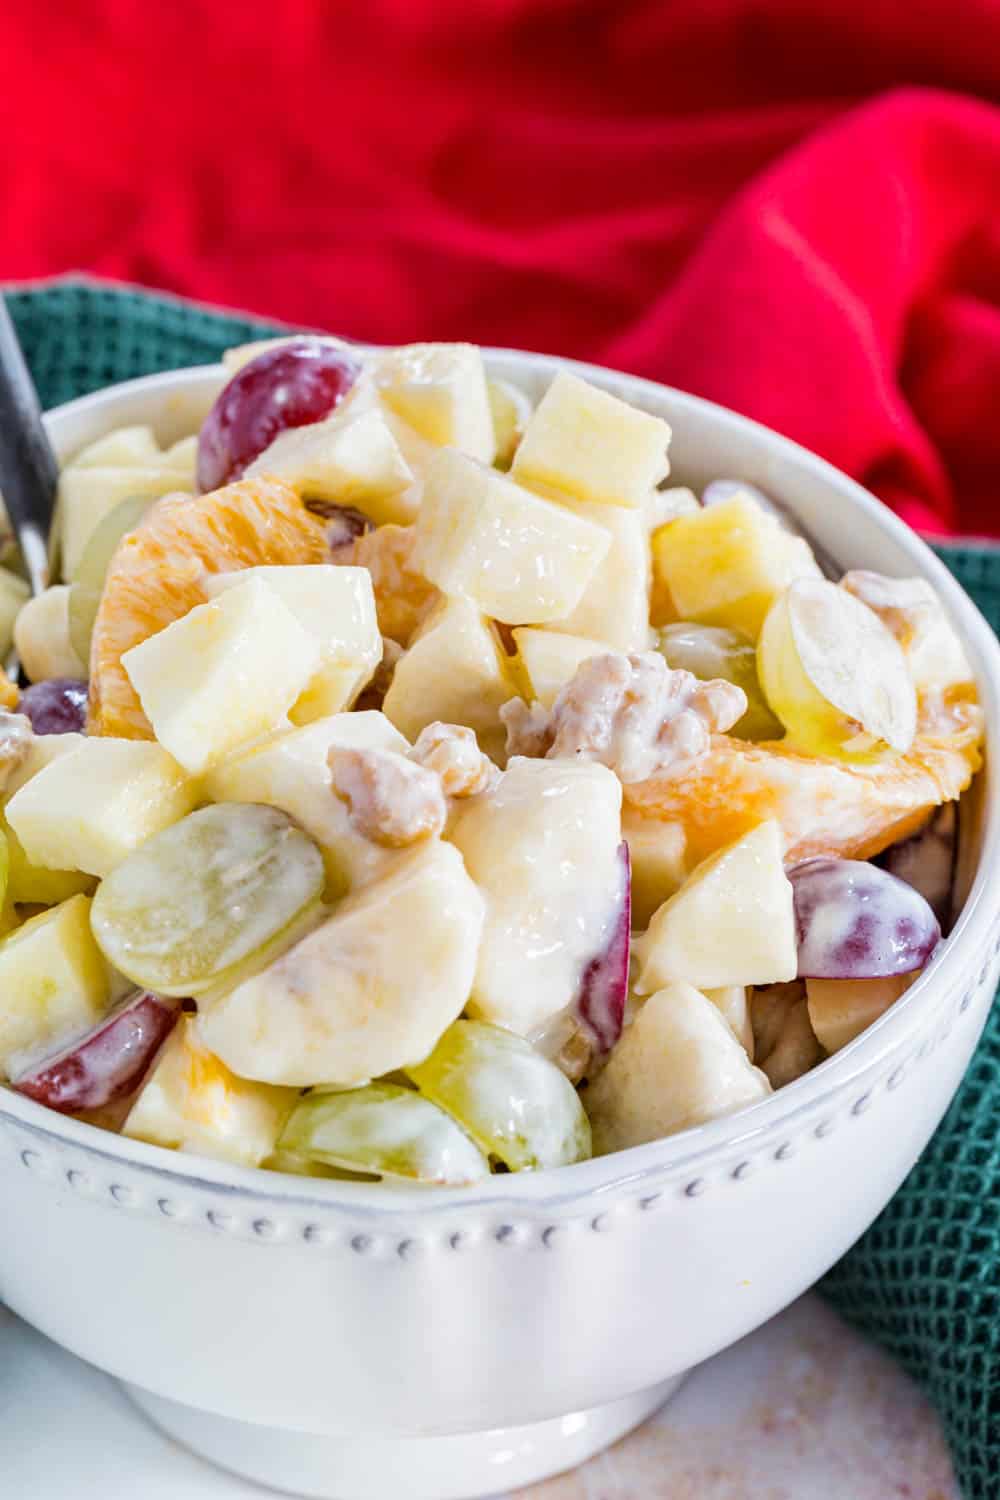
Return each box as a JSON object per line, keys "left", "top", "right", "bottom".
{"left": 3, "top": 1, "right": 1000, "bottom": 535}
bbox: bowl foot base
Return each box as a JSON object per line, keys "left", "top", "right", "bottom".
{"left": 121, "top": 1374, "right": 684, "bottom": 1499}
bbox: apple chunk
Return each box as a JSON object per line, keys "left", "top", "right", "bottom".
{"left": 543, "top": 498, "right": 651, "bottom": 653}
{"left": 123, "top": 1016, "right": 296, "bottom": 1168}
{"left": 0, "top": 895, "right": 109, "bottom": 1079}
{"left": 511, "top": 370, "right": 670, "bottom": 509}
{"left": 806, "top": 973, "right": 915, "bottom": 1054}
{"left": 512, "top": 627, "right": 606, "bottom": 708}
{"left": 11, "top": 991, "right": 180, "bottom": 1113}
{"left": 246, "top": 406, "right": 416, "bottom": 526}
{"left": 122, "top": 576, "right": 321, "bottom": 774}
{"left": 373, "top": 342, "right": 495, "bottom": 463}
{"left": 586, "top": 982, "right": 772, "bottom": 1152}
{"left": 449, "top": 758, "right": 624, "bottom": 1037}
{"left": 6, "top": 737, "right": 197, "bottom": 878}
{"left": 204, "top": 565, "right": 380, "bottom": 723}
{"left": 197, "top": 840, "right": 485, "bottom": 1087}
{"left": 634, "top": 819, "right": 797, "bottom": 992}
{"left": 412, "top": 449, "right": 610, "bottom": 625}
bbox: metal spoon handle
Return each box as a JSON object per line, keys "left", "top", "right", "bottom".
{"left": 0, "top": 296, "right": 57, "bottom": 595}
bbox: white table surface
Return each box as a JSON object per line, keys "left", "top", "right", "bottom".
{"left": 0, "top": 1294, "right": 956, "bottom": 1499}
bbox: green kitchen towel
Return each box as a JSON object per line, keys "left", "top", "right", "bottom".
{"left": 5, "top": 276, "right": 999, "bottom": 1499}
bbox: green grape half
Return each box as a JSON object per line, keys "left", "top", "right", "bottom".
{"left": 406, "top": 1019, "right": 592, "bottom": 1171}
{"left": 655, "top": 622, "right": 783, "bottom": 741}
{"left": 278, "top": 1082, "right": 490, "bottom": 1185}
{"left": 91, "top": 803, "right": 325, "bottom": 996}
{"left": 67, "top": 495, "right": 153, "bottom": 664}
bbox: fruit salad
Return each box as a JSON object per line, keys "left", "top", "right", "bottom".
{"left": 0, "top": 338, "right": 984, "bottom": 1184}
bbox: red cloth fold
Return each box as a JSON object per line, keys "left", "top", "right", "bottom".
{"left": 3, "top": 2, "right": 1000, "bottom": 533}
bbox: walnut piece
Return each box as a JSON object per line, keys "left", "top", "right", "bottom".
{"left": 502, "top": 651, "right": 746, "bottom": 784}
{"left": 330, "top": 747, "right": 446, "bottom": 847}
{"left": 410, "top": 722, "right": 498, "bottom": 798}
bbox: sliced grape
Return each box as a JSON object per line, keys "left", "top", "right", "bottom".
{"left": 656, "top": 623, "right": 782, "bottom": 740}
{"left": 278, "top": 1082, "right": 489, "bottom": 1185}
{"left": 18, "top": 678, "right": 88, "bottom": 735}
{"left": 197, "top": 340, "right": 362, "bottom": 492}
{"left": 11, "top": 991, "right": 180, "bottom": 1113}
{"left": 67, "top": 494, "right": 153, "bottom": 664}
{"left": 91, "top": 804, "right": 325, "bottom": 996}
{"left": 789, "top": 856, "right": 940, "bottom": 979}
{"left": 407, "top": 1020, "right": 592, "bottom": 1171}
{"left": 757, "top": 578, "right": 917, "bottom": 756}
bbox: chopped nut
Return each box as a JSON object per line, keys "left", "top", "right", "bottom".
{"left": 503, "top": 651, "right": 746, "bottom": 784}
{"left": 410, "top": 723, "right": 498, "bottom": 798}
{"left": 0, "top": 711, "right": 33, "bottom": 788}
{"left": 330, "top": 747, "right": 446, "bottom": 847}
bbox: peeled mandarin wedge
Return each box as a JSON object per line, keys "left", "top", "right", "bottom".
{"left": 88, "top": 476, "right": 329, "bottom": 738}
{"left": 625, "top": 692, "right": 983, "bottom": 867}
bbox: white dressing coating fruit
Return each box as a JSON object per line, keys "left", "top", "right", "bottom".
{"left": 373, "top": 342, "right": 496, "bottom": 464}
{"left": 758, "top": 578, "right": 917, "bottom": 757}
{"left": 449, "top": 758, "right": 623, "bottom": 1036}
{"left": 412, "top": 449, "right": 611, "bottom": 625}
{"left": 407, "top": 1019, "right": 591, "bottom": 1170}
{"left": 6, "top": 738, "right": 197, "bottom": 878}
{"left": 652, "top": 492, "right": 822, "bottom": 639}
{"left": 511, "top": 370, "right": 670, "bottom": 509}
{"left": 586, "top": 982, "right": 771, "bottom": 1152}
{"left": 14, "top": 585, "right": 87, "bottom": 683}
{"left": 246, "top": 406, "right": 416, "bottom": 526}
{"left": 543, "top": 497, "right": 652, "bottom": 653}
{"left": 122, "top": 576, "right": 322, "bottom": 774}
{"left": 789, "top": 856, "right": 940, "bottom": 978}
{"left": 806, "top": 973, "right": 915, "bottom": 1054}
{"left": 634, "top": 820, "right": 797, "bottom": 992}
{"left": 0, "top": 895, "right": 109, "bottom": 1078}
{"left": 383, "top": 594, "right": 514, "bottom": 760}
{"left": 279, "top": 1082, "right": 490, "bottom": 1185}
{"left": 204, "top": 565, "right": 381, "bottom": 723}
{"left": 197, "top": 841, "right": 485, "bottom": 1087}
{"left": 204, "top": 710, "right": 409, "bottom": 897}
{"left": 90, "top": 804, "right": 325, "bottom": 997}
{"left": 123, "top": 1016, "right": 296, "bottom": 1168}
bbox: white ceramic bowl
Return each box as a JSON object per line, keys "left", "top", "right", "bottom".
{"left": 2, "top": 351, "right": 999, "bottom": 1500}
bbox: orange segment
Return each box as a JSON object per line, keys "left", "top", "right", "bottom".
{"left": 625, "top": 692, "right": 983, "bottom": 866}
{"left": 342, "top": 523, "right": 440, "bottom": 646}
{"left": 89, "top": 476, "right": 329, "bottom": 738}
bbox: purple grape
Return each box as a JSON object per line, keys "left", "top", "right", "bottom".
{"left": 19, "top": 678, "right": 88, "bottom": 734}
{"left": 11, "top": 992, "right": 181, "bottom": 1114}
{"left": 789, "top": 857, "right": 940, "bottom": 980}
{"left": 197, "top": 339, "right": 361, "bottom": 491}
{"left": 576, "top": 841, "right": 631, "bottom": 1053}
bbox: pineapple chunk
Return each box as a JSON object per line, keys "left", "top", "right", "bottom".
{"left": 586, "top": 981, "right": 771, "bottom": 1152}
{"left": 247, "top": 407, "right": 416, "bottom": 526}
{"left": 123, "top": 1016, "right": 296, "bottom": 1168}
{"left": 544, "top": 498, "right": 651, "bottom": 651}
{"left": 6, "top": 738, "right": 197, "bottom": 879}
{"left": 634, "top": 820, "right": 797, "bottom": 992}
{"left": 621, "top": 809, "right": 688, "bottom": 928}
{"left": 511, "top": 371, "right": 670, "bottom": 509}
{"left": 806, "top": 974, "right": 914, "bottom": 1055}
{"left": 412, "top": 449, "right": 610, "bottom": 625}
{"left": 373, "top": 342, "right": 495, "bottom": 463}
{"left": 0, "top": 895, "right": 109, "bottom": 1078}
{"left": 0, "top": 570, "right": 30, "bottom": 661}
{"left": 122, "top": 577, "right": 321, "bottom": 775}
{"left": 205, "top": 710, "right": 408, "bottom": 897}
{"left": 204, "top": 565, "right": 381, "bottom": 724}
{"left": 384, "top": 596, "right": 514, "bottom": 760}
{"left": 70, "top": 425, "right": 161, "bottom": 468}
{"left": 197, "top": 841, "right": 485, "bottom": 1088}
{"left": 652, "top": 492, "right": 821, "bottom": 639}
{"left": 59, "top": 464, "right": 193, "bottom": 580}
{"left": 14, "top": 585, "right": 87, "bottom": 682}
{"left": 513, "top": 627, "right": 606, "bottom": 708}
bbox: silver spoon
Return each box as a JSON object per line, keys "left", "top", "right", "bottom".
{"left": 0, "top": 295, "right": 57, "bottom": 598}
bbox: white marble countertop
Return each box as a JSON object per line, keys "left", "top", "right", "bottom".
{"left": 0, "top": 1295, "right": 956, "bottom": 1499}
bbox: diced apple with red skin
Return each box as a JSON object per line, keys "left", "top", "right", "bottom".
{"left": 449, "top": 758, "right": 625, "bottom": 1040}
{"left": 586, "top": 981, "right": 772, "bottom": 1152}
{"left": 576, "top": 842, "right": 631, "bottom": 1054}
{"left": 0, "top": 895, "right": 109, "bottom": 1079}
{"left": 196, "top": 840, "right": 485, "bottom": 1088}
{"left": 11, "top": 992, "right": 181, "bottom": 1114}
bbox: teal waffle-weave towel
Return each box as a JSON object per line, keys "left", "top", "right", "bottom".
{"left": 6, "top": 276, "right": 999, "bottom": 1500}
